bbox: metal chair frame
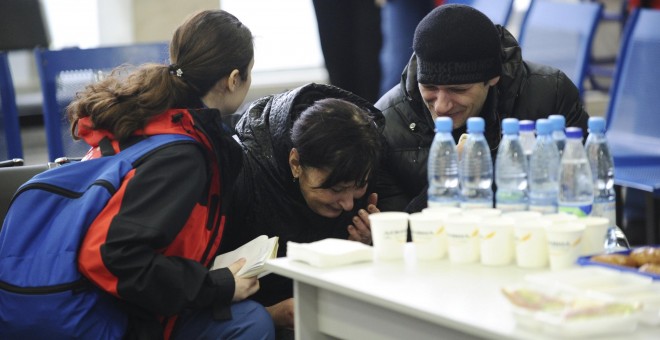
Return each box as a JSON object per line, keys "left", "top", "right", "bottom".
{"left": 519, "top": 0, "right": 604, "bottom": 98}
{"left": 605, "top": 8, "right": 660, "bottom": 244}
{"left": 0, "top": 52, "right": 23, "bottom": 160}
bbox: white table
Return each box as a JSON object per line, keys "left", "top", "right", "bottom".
{"left": 265, "top": 244, "right": 660, "bottom": 340}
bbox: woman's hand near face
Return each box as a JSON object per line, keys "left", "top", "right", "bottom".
{"left": 347, "top": 193, "right": 379, "bottom": 245}
{"left": 228, "top": 258, "right": 260, "bottom": 301}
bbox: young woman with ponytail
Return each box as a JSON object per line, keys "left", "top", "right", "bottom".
{"left": 66, "top": 10, "right": 274, "bottom": 340}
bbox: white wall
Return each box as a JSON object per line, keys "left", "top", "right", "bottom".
{"left": 41, "top": 0, "right": 99, "bottom": 49}
{"left": 221, "top": 0, "right": 328, "bottom": 101}
{"left": 11, "top": 0, "right": 327, "bottom": 98}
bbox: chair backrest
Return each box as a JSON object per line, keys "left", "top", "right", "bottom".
{"left": 34, "top": 42, "right": 169, "bottom": 161}
{"left": 444, "top": 0, "right": 515, "bottom": 26}
{"left": 605, "top": 8, "right": 660, "bottom": 165}
{"left": 0, "top": 163, "right": 57, "bottom": 224}
{"left": 0, "top": 52, "right": 23, "bottom": 160}
{"left": 519, "top": 0, "right": 603, "bottom": 97}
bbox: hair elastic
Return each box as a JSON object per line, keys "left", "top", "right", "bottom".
{"left": 168, "top": 64, "right": 183, "bottom": 77}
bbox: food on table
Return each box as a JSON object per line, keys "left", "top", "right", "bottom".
{"left": 638, "top": 263, "right": 660, "bottom": 275}
{"left": 629, "top": 246, "right": 660, "bottom": 266}
{"left": 590, "top": 254, "right": 638, "bottom": 267}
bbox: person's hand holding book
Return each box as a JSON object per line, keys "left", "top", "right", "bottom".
{"left": 228, "top": 258, "right": 260, "bottom": 301}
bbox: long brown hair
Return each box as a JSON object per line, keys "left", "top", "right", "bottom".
{"left": 66, "top": 10, "right": 253, "bottom": 140}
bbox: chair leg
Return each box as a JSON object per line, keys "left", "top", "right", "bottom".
{"left": 615, "top": 185, "right": 624, "bottom": 227}
{"left": 645, "top": 192, "right": 659, "bottom": 245}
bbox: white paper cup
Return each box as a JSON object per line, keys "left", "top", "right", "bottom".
{"left": 577, "top": 217, "right": 609, "bottom": 256}
{"left": 479, "top": 217, "right": 515, "bottom": 266}
{"left": 409, "top": 212, "right": 447, "bottom": 260}
{"left": 445, "top": 216, "right": 481, "bottom": 263}
{"left": 513, "top": 218, "right": 551, "bottom": 268}
{"left": 545, "top": 222, "right": 586, "bottom": 270}
{"left": 542, "top": 213, "right": 578, "bottom": 224}
{"left": 369, "top": 212, "right": 409, "bottom": 261}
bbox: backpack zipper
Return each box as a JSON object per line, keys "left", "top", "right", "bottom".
{"left": 0, "top": 277, "right": 89, "bottom": 294}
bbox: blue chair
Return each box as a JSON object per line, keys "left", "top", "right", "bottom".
{"left": 444, "top": 0, "right": 514, "bottom": 26}
{"left": 584, "top": 0, "right": 630, "bottom": 93}
{"left": 605, "top": 8, "right": 660, "bottom": 244}
{"left": 0, "top": 52, "right": 23, "bottom": 160}
{"left": 518, "top": 0, "right": 603, "bottom": 97}
{"left": 34, "top": 42, "right": 169, "bottom": 161}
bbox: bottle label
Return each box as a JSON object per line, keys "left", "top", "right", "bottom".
{"left": 558, "top": 204, "right": 592, "bottom": 217}
{"left": 529, "top": 205, "right": 557, "bottom": 214}
{"left": 496, "top": 202, "right": 527, "bottom": 212}
{"left": 428, "top": 201, "right": 460, "bottom": 208}
{"left": 460, "top": 201, "right": 493, "bottom": 209}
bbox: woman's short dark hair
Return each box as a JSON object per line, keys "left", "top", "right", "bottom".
{"left": 66, "top": 10, "right": 253, "bottom": 140}
{"left": 291, "top": 98, "right": 381, "bottom": 188}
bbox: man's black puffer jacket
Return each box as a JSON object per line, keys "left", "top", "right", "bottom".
{"left": 374, "top": 26, "right": 590, "bottom": 213}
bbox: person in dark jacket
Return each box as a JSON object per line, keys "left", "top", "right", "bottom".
{"left": 312, "top": 0, "right": 382, "bottom": 103}
{"left": 67, "top": 10, "right": 275, "bottom": 340}
{"left": 374, "top": 4, "right": 590, "bottom": 213}
{"left": 220, "top": 83, "right": 384, "bottom": 335}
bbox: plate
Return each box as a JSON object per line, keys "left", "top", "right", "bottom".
{"left": 524, "top": 267, "right": 660, "bottom": 326}
{"left": 502, "top": 283, "right": 642, "bottom": 337}
{"left": 577, "top": 247, "right": 660, "bottom": 280}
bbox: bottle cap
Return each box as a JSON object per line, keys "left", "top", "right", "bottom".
{"left": 536, "top": 119, "right": 552, "bottom": 135}
{"left": 519, "top": 120, "right": 535, "bottom": 132}
{"left": 565, "top": 127, "right": 583, "bottom": 139}
{"left": 502, "top": 118, "right": 519, "bottom": 134}
{"left": 588, "top": 117, "right": 606, "bottom": 133}
{"left": 548, "top": 115, "right": 566, "bottom": 131}
{"left": 434, "top": 117, "right": 453, "bottom": 133}
{"left": 467, "top": 117, "right": 485, "bottom": 133}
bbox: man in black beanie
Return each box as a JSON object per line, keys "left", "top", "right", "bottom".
{"left": 374, "top": 4, "right": 589, "bottom": 212}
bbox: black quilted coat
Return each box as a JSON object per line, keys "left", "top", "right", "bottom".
{"left": 220, "top": 83, "right": 385, "bottom": 306}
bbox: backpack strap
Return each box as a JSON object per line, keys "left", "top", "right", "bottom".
{"left": 98, "top": 137, "right": 116, "bottom": 157}
{"left": 113, "top": 134, "right": 197, "bottom": 164}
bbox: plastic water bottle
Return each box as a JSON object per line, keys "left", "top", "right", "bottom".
{"left": 528, "top": 119, "right": 560, "bottom": 213}
{"left": 427, "top": 117, "right": 460, "bottom": 207}
{"left": 558, "top": 127, "right": 593, "bottom": 217}
{"left": 495, "top": 118, "right": 528, "bottom": 212}
{"left": 548, "top": 115, "right": 567, "bottom": 157}
{"left": 459, "top": 117, "right": 493, "bottom": 209}
{"left": 519, "top": 119, "right": 536, "bottom": 165}
{"left": 584, "top": 117, "right": 624, "bottom": 250}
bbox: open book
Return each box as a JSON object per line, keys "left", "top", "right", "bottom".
{"left": 211, "top": 235, "right": 279, "bottom": 278}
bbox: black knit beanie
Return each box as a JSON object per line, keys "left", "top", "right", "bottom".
{"left": 413, "top": 4, "right": 502, "bottom": 85}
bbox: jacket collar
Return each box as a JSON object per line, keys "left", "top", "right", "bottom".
{"left": 495, "top": 25, "right": 526, "bottom": 115}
